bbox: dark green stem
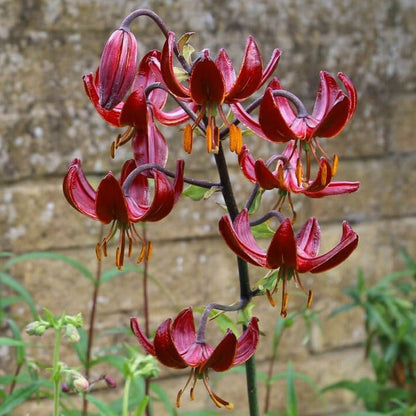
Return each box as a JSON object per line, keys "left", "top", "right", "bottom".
{"left": 214, "top": 142, "right": 259, "bottom": 416}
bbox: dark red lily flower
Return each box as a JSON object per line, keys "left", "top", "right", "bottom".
{"left": 233, "top": 71, "right": 357, "bottom": 144}
{"left": 84, "top": 50, "right": 190, "bottom": 165}
{"left": 219, "top": 209, "right": 358, "bottom": 316}
{"left": 63, "top": 158, "right": 184, "bottom": 269}
{"left": 98, "top": 28, "right": 138, "bottom": 110}
{"left": 131, "top": 308, "right": 259, "bottom": 408}
{"left": 239, "top": 142, "right": 360, "bottom": 198}
{"left": 161, "top": 32, "right": 281, "bottom": 153}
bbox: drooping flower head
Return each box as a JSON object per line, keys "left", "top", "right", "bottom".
{"left": 238, "top": 141, "right": 360, "bottom": 208}
{"left": 161, "top": 31, "right": 281, "bottom": 153}
{"left": 219, "top": 209, "right": 358, "bottom": 316}
{"left": 63, "top": 158, "right": 184, "bottom": 269}
{"left": 131, "top": 308, "right": 259, "bottom": 408}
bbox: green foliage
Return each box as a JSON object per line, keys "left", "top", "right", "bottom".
{"left": 325, "top": 250, "right": 416, "bottom": 414}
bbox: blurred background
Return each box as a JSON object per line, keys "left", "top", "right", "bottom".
{"left": 0, "top": 0, "right": 415, "bottom": 414}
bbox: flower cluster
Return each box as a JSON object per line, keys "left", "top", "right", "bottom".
{"left": 64, "top": 8, "right": 359, "bottom": 409}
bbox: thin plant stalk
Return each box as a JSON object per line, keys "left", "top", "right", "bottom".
{"left": 141, "top": 224, "right": 152, "bottom": 416}
{"left": 122, "top": 376, "right": 132, "bottom": 416}
{"left": 214, "top": 142, "right": 259, "bottom": 416}
{"left": 82, "top": 225, "right": 104, "bottom": 416}
{"left": 52, "top": 327, "right": 62, "bottom": 416}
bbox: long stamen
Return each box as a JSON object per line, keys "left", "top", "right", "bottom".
{"left": 176, "top": 368, "right": 195, "bottom": 408}
{"left": 202, "top": 372, "right": 233, "bottom": 409}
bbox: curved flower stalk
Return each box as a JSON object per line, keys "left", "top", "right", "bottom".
{"left": 63, "top": 158, "right": 184, "bottom": 269}
{"left": 219, "top": 209, "right": 358, "bottom": 316}
{"left": 239, "top": 142, "right": 360, "bottom": 198}
{"left": 161, "top": 31, "right": 281, "bottom": 153}
{"left": 130, "top": 308, "right": 259, "bottom": 408}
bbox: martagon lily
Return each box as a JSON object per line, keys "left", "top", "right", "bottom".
{"left": 238, "top": 141, "right": 360, "bottom": 198}
{"left": 161, "top": 31, "right": 281, "bottom": 153}
{"left": 63, "top": 158, "right": 184, "bottom": 269}
{"left": 219, "top": 209, "right": 359, "bottom": 316}
{"left": 131, "top": 308, "right": 259, "bottom": 408}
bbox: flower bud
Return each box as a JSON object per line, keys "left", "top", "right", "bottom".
{"left": 25, "top": 321, "right": 48, "bottom": 336}
{"left": 73, "top": 375, "right": 89, "bottom": 392}
{"left": 98, "top": 28, "right": 138, "bottom": 110}
{"left": 64, "top": 324, "right": 80, "bottom": 343}
{"left": 104, "top": 375, "right": 117, "bottom": 388}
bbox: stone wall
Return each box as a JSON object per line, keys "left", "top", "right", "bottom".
{"left": 1, "top": 0, "right": 415, "bottom": 414}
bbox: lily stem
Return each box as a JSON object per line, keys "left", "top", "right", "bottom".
{"left": 214, "top": 142, "right": 259, "bottom": 416}
{"left": 52, "top": 326, "right": 62, "bottom": 416}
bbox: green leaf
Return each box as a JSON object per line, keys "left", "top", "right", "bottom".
{"left": 0, "top": 337, "right": 30, "bottom": 347}
{"left": 100, "top": 264, "right": 143, "bottom": 285}
{"left": 182, "top": 184, "right": 221, "bottom": 201}
{"left": 209, "top": 311, "right": 238, "bottom": 335}
{"left": 0, "top": 271, "right": 38, "bottom": 319}
{"left": 72, "top": 327, "right": 88, "bottom": 367}
{"left": 150, "top": 383, "right": 178, "bottom": 415}
{"left": 251, "top": 221, "right": 275, "bottom": 239}
{"left": 286, "top": 361, "right": 298, "bottom": 416}
{"left": 0, "top": 382, "right": 40, "bottom": 416}
{"left": 248, "top": 188, "right": 265, "bottom": 215}
{"left": 86, "top": 394, "right": 119, "bottom": 416}
{"left": 2, "top": 252, "right": 95, "bottom": 283}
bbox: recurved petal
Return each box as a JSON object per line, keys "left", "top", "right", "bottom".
{"left": 266, "top": 218, "right": 298, "bottom": 269}
{"left": 161, "top": 32, "right": 190, "bottom": 99}
{"left": 233, "top": 317, "right": 259, "bottom": 366}
{"left": 190, "top": 51, "right": 225, "bottom": 105}
{"left": 302, "top": 158, "right": 333, "bottom": 192}
{"left": 225, "top": 36, "right": 263, "bottom": 102}
{"left": 303, "top": 181, "right": 360, "bottom": 198}
{"left": 171, "top": 308, "right": 197, "bottom": 354}
{"left": 130, "top": 317, "right": 156, "bottom": 356}
{"left": 259, "top": 88, "right": 299, "bottom": 142}
{"left": 95, "top": 173, "right": 129, "bottom": 224}
{"left": 219, "top": 210, "right": 268, "bottom": 267}
{"left": 201, "top": 329, "right": 237, "bottom": 372}
{"left": 154, "top": 319, "right": 188, "bottom": 369}
{"left": 296, "top": 218, "right": 321, "bottom": 258}
{"left": 83, "top": 72, "right": 123, "bottom": 127}
{"left": 254, "top": 159, "right": 285, "bottom": 190}
{"left": 298, "top": 221, "right": 359, "bottom": 273}
{"left": 238, "top": 145, "right": 257, "bottom": 183}
{"left": 63, "top": 159, "right": 97, "bottom": 220}
{"left": 131, "top": 111, "right": 168, "bottom": 167}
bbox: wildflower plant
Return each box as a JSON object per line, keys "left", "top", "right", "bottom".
{"left": 62, "top": 8, "right": 360, "bottom": 414}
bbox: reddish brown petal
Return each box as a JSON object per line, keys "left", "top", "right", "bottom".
{"left": 63, "top": 159, "right": 97, "bottom": 220}
{"left": 154, "top": 319, "right": 188, "bottom": 369}
{"left": 296, "top": 218, "right": 321, "bottom": 258}
{"left": 225, "top": 36, "right": 263, "bottom": 102}
{"left": 233, "top": 317, "right": 259, "bottom": 366}
{"left": 254, "top": 159, "right": 284, "bottom": 190}
{"left": 95, "top": 173, "right": 129, "bottom": 224}
{"left": 130, "top": 317, "right": 155, "bottom": 356}
{"left": 304, "top": 181, "right": 360, "bottom": 198}
{"left": 201, "top": 330, "right": 237, "bottom": 372}
{"left": 160, "top": 32, "right": 190, "bottom": 99}
{"left": 219, "top": 210, "right": 268, "bottom": 267}
{"left": 259, "top": 88, "right": 299, "bottom": 142}
{"left": 171, "top": 308, "right": 197, "bottom": 355}
{"left": 83, "top": 72, "right": 123, "bottom": 127}
{"left": 298, "top": 221, "right": 359, "bottom": 273}
{"left": 119, "top": 89, "right": 148, "bottom": 129}
{"left": 131, "top": 111, "right": 168, "bottom": 167}
{"left": 189, "top": 51, "right": 225, "bottom": 105}
{"left": 303, "top": 158, "right": 333, "bottom": 192}
{"left": 238, "top": 145, "right": 257, "bottom": 183}
{"left": 266, "top": 218, "right": 298, "bottom": 269}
